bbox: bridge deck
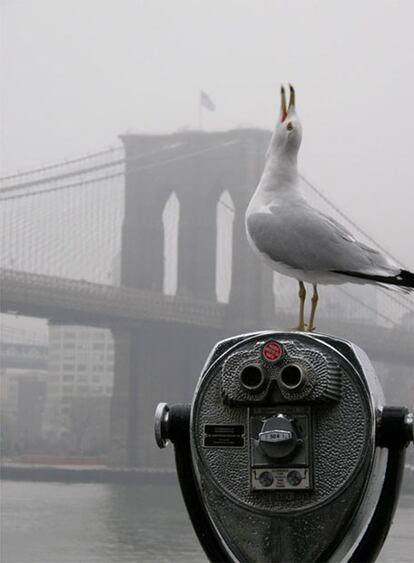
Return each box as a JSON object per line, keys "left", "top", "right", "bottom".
{"left": 0, "top": 269, "right": 225, "bottom": 328}
{"left": 1, "top": 268, "right": 414, "bottom": 364}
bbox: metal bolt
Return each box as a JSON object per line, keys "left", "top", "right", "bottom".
{"left": 154, "top": 402, "right": 170, "bottom": 448}
{"left": 405, "top": 412, "right": 414, "bottom": 443}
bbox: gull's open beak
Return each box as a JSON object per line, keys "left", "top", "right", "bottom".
{"left": 288, "top": 84, "right": 295, "bottom": 111}
{"left": 281, "top": 86, "right": 288, "bottom": 122}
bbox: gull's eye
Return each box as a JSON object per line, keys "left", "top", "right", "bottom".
{"left": 286, "top": 122, "right": 293, "bottom": 131}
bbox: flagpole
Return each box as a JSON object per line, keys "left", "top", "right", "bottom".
{"left": 199, "top": 101, "right": 203, "bottom": 130}
{"left": 199, "top": 89, "right": 215, "bottom": 130}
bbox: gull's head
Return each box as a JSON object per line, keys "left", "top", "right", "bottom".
{"left": 267, "top": 84, "right": 302, "bottom": 161}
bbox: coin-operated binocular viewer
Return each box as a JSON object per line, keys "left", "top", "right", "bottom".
{"left": 154, "top": 332, "right": 413, "bottom": 562}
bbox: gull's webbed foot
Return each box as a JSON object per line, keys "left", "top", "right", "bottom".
{"left": 291, "top": 321, "right": 307, "bottom": 331}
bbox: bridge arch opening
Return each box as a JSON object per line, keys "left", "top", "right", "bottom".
{"left": 216, "top": 190, "right": 235, "bottom": 303}
{"left": 162, "top": 192, "right": 180, "bottom": 295}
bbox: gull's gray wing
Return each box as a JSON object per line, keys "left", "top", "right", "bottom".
{"left": 312, "top": 209, "right": 385, "bottom": 256}
{"left": 246, "top": 203, "right": 396, "bottom": 275}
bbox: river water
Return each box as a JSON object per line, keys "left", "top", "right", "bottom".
{"left": 1, "top": 480, "right": 413, "bottom": 562}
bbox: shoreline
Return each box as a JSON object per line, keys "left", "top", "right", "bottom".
{"left": 0, "top": 462, "right": 177, "bottom": 484}
{"left": 1, "top": 462, "right": 413, "bottom": 494}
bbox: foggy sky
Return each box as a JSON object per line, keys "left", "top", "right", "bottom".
{"left": 2, "top": 0, "right": 414, "bottom": 271}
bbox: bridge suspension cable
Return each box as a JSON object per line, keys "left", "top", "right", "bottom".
{"left": 2, "top": 139, "right": 409, "bottom": 277}
{"left": 0, "top": 145, "right": 123, "bottom": 182}
{"left": 0, "top": 170, "right": 125, "bottom": 201}
{"left": 1, "top": 136, "right": 412, "bottom": 323}
{"left": 0, "top": 158, "right": 125, "bottom": 194}
{"left": 0, "top": 140, "right": 239, "bottom": 201}
{"left": 300, "top": 174, "right": 407, "bottom": 269}
{"left": 335, "top": 286, "right": 398, "bottom": 326}
{"left": 299, "top": 174, "right": 414, "bottom": 314}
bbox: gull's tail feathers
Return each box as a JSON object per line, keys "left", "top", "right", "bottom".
{"left": 331, "top": 269, "right": 414, "bottom": 293}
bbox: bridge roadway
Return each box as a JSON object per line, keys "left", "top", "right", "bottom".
{"left": 1, "top": 268, "right": 414, "bottom": 364}
{"left": 0, "top": 268, "right": 225, "bottom": 328}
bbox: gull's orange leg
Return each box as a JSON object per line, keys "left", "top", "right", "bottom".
{"left": 294, "top": 281, "right": 307, "bottom": 331}
{"left": 308, "top": 284, "right": 319, "bottom": 332}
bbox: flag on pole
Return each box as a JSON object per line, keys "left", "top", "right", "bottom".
{"left": 200, "top": 90, "right": 216, "bottom": 111}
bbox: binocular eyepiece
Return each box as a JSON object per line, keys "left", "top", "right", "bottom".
{"left": 155, "top": 331, "right": 413, "bottom": 562}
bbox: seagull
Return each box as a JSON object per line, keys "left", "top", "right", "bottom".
{"left": 245, "top": 84, "right": 414, "bottom": 331}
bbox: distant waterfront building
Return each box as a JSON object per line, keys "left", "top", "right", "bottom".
{"left": 45, "top": 325, "right": 114, "bottom": 435}
{"left": 0, "top": 368, "right": 48, "bottom": 450}
{"left": 42, "top": 252, "right": 120, "bottom": 441}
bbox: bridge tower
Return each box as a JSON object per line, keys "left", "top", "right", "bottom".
{"left": 109, "top": 130, "right": 275, "bottom": 467}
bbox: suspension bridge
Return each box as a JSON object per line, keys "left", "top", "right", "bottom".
{"left": 1, "top": 128, "right": 413, "bottom": 467}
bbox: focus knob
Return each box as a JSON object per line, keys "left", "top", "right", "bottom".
{"left": 258, "top": 414, "right": 298, "bottom": 459}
